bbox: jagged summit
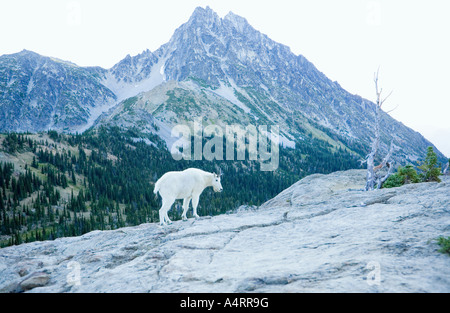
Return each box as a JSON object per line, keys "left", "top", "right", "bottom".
{"left": 189, "top": 5, "right": 220, "bottom": 21}
{"left": 223, "top": 10, "right": 250, "bottom": 32}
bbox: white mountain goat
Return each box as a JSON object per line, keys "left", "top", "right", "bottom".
{"left": 153, "top": 168, "right": 223, "bottom": 225}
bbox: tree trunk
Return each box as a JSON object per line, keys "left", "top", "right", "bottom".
{"left": 376, "top": 141, "right": 396, "bottom": 189}
{"left": 365, "top": 69, "right": 395, "bottom": 191}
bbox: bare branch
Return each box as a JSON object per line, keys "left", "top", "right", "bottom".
{"left": 385, "top": 103, "right": 399, "bottom": 114}
{"left": 377, "top": 161, "right": 396, "bottom": 189}
{"left": 381, "top": 90, "right": 393, "bottom": 106}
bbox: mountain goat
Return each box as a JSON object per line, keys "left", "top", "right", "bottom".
{"left": 153, "top": 168, "right": 223, "bottom": 225}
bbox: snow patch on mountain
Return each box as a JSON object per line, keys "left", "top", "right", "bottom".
{"left": 102, "top": 57, "right": 168, "bottom": 102}
{"left": 210, "top": 82, "right": 251, "bottom": 113}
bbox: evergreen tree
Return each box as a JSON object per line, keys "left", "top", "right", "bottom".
{"left": 71, "top": 169, "right": 76, "bottom": 184}
{"left": 31, "top": 156, "right": 38, "bottom": 168}
{"left": 419, "top": 147, "right": 441, "bottom": 183}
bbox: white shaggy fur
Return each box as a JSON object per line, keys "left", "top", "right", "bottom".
{"left": 153, "top": 168, "right": 223, "bottom": 225}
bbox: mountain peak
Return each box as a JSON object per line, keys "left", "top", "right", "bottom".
{"left": 14, "top": 49, "right": 42, "bottom": 59}
{"left": 192, "top": 5, "right": 214, "bottom": 15}
{"left": 224, "top": 10, "right": 249, "bottom": 31}
{"left": 189, "top": 6, "right": 220, "bottom": 24}
{"left": 11, "top": 50, "right": 77, "bottom": 67}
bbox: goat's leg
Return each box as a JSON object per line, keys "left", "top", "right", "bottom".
{"left": 182, "top": 196, "right": 191, "bottom": 221}
{"left": 164, "top": 208, "right": 173, "bottom": 225}
{"left": 159, "top": 209, "right": 166, "bottom": 226}
{"left": 158, "top": 205, "right": 166, "bottom": 226}
{"left": 192, "top": 195, "right": 200, "bottom": 219}
{"left": 159, "top": 197, "right": 174, "bottom": 225}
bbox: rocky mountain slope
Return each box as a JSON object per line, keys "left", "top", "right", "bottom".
{"left": 1, "top": 169, "right": 448, "bottom": 293}
{"left": 0, "top": 7, "right": 446, "bottom": 164}
{"left": 96, "top": 6, "right": 443, "bottom": 164}
{"left": 0, "top": 50, "right": 117, "bottom": 132}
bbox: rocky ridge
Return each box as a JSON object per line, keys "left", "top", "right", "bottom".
{"left": 0, "top": 169, "right": 448, "bottom": 293}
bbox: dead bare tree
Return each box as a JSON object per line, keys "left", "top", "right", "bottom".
{"left": 364, "top": 69, "right": 396, "bottom": 191}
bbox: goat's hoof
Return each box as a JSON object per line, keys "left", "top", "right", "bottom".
{"left": 194, "top": 214, "right": 200, "bottom": 219}
{"left": 182, "top": 216, "right": 188, "bottom": 221}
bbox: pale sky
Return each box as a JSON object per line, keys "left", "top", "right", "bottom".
{"left": 1, "top": 0, "right": 449, "bottom": 157}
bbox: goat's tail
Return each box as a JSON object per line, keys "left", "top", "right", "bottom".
{"left": 153, "top": 178, "right": 161, "bottom": 195}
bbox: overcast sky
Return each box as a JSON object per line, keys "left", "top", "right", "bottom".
{"left": 1, "top": 0, "right": 449, "bottom": 157}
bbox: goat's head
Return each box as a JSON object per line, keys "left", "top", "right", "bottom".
{"left": 212, "top": 172, "right": 223, "bottom": 192}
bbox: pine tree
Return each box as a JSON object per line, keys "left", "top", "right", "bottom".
{"left": 419, "top": 147, "right": 441, "bottom": 183}
{"left": 32, "top": 156, "right": 38, "bottom": 168}
{"left": 71, "top": 169, "right": 76, "bottom": 184}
